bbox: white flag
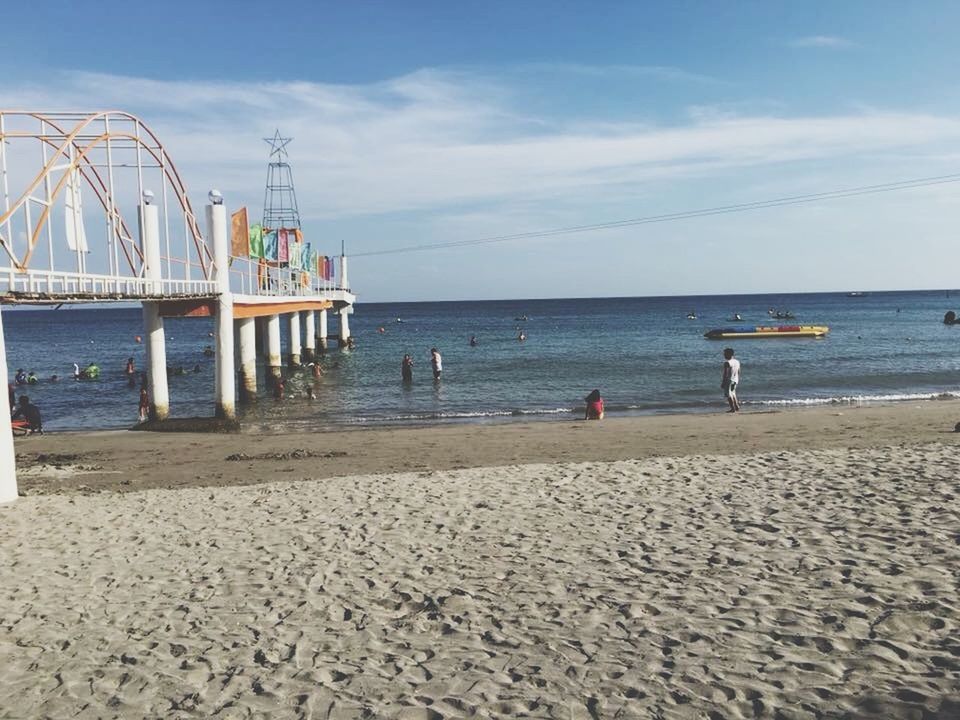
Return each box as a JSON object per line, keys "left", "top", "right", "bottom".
{"left": 64, "top": 169, "right": 89, "bottom": 253}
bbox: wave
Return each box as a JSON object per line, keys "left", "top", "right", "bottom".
{"left": 342, "top": 407, "right": 578, "bottom": 424}
{"left": 752, "top": 391, "right": 960, "bottom": 407}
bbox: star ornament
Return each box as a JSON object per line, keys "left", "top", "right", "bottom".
{"left": 264, "top": 129, "right": 292, "bottom": 158}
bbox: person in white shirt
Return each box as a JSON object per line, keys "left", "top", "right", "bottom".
{"left": 721, "top": 347, "right": 741, "bottom": 413}
{"left": 430, "top": 347, "right": 443, "bottom": 380}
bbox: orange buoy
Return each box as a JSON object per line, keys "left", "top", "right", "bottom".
{"left": 134, "top": 336, "right": 142, "bottom": 343}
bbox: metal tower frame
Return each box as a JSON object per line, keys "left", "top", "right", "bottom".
{"left": 261, "top": 129, "right": 301, "bottom": 230}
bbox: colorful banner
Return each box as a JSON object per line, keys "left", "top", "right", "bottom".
{"left": 248, "top": 223, "right": 264, "bottom": 259}
{"left": 277, "top": 229, "right": 289, "bottom": 263}
{"left": 303, "top": 243, "right": 313, "bottom": 275}
{"left": 289, "top": 235, "right": 301, "bottom": 270}
{"left": 231, "top": 208, "right": 248, "bottom": 257}
{"left": 263, "top": 230, "right": 278, "bottom": 261}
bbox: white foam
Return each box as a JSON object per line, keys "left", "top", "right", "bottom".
{"left": 753, "top": 391, "right": 960, "bottom": 407}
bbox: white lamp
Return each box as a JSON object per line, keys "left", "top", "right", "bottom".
{"left": 142, "top": 189, "right": 154, "bottom": 206}
{"left": 208, "top": 189, "right": 223, "bottom": 206}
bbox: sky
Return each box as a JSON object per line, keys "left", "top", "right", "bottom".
{"left": 3, "top": 1, "right": 960, "bottom": 302}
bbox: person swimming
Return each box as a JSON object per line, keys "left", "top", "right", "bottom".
{"left": 26, "top": 371, "right": 38, "bottom": 385}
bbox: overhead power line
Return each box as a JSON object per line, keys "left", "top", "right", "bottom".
{"left": 352, "top": 172, "right": 960, "bottom": 258}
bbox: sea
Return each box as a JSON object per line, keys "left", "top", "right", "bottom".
{"left": 4, "top": 290, "right": 960, "bottom": 433}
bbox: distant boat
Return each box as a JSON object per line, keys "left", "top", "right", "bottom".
{"left": 846, "top": 292, "right": 868, "bottom": 298}
{"left": 705, "top": 325, "right": 829, "bottom": 339}
{"left": 514, "top": 315, "right": 528, "bottom": 321}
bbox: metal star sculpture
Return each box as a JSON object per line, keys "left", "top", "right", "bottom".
{"left": 264, "top": 129, "right": 292, "bottom": 158}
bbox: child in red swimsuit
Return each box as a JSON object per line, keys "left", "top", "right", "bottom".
{"left": 584, "top": 389, "right": 604, "bottom": 420}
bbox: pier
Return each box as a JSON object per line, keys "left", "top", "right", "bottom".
{"left": 0, "top": 111, "right": 356, "bottom": 503}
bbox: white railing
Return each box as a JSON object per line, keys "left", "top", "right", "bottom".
{"left": 226, "top": 254, "right": 348, "bottom": 298}
{"left": 0, "top": 268, "right": 218, "bottom": 298}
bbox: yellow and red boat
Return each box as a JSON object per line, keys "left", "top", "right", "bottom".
{"left": 704, "top": 325, "right": 829, "bottom": 340}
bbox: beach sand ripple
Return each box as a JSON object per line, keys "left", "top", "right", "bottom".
{"left": 2, "top": 443, "right": 959, "bottom": 718}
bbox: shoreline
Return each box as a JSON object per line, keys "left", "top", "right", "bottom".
{"left": 14, "top": 399, "right": 960, "bottom": 495}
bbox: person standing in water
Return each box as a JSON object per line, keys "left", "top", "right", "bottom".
{"left": 401, "top": 354, "right": 414, "bottom": 382}
{"left": 721, "top": 347, "right": 741, "bottom": 413}
{"left": 138, "top": 384, "right": 150, "bottom": 423}
{"left": 430, "top": 348, "right": 442, "bottom": 380}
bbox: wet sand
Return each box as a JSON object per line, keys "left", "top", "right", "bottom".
{"left": 2, "top": 403, "right": 960, "bottom": 718}
{"left": 11, "top": 401, "right": 960, "bottom": 495}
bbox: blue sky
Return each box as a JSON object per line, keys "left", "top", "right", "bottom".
{"left": 3, "top": 1, "right": 960, "bottom": 301}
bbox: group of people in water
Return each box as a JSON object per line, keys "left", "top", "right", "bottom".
{"left": 400, "top": 348, "right": 442, "bottom": 383}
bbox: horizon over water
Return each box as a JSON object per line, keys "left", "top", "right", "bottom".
{"left": 3, "top": 289, "right": 960, "bottom": 433}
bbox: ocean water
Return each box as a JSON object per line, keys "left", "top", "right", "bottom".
{"left": 3, "top": 290, "right": 960, "bottom": 432}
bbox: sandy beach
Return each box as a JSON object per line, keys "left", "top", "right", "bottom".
{"left": 2, "top": 403, "right": 960, "bottom": 718}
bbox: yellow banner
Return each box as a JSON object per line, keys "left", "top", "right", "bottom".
{"left": 230, "top": 207, "right": 249, "bottom": 257}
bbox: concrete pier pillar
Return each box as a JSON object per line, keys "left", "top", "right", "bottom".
{"left": 266, "top": 314, "right": 282, "bottom": 379}
{"left": 207, "top": 198, "right": 236, "bottom": 420}
{"left": 0, "top": 307, "right": 19, "bottom": 503}
{"left": 237, "top": 317, "right": 257, "bottom": 402}
{"left": 139, "top": 200, "right": 169, "bottom": 420}
{"left": 142, "top": 303, "right": 169, "bottom": 420}
{"left": 303, "top": 310, "right": 316, "bottom": 362}
{"left": 288, "top": 311, "right": 301, "bottom": 367}
{"left": 339, "top": 306, "right": 351, "bottom": 344}
{"left": 318, "top": 309, "right": 328, "bottom": 349}
{"left": 255, "top": 316, "right": 264, "bottom": 355}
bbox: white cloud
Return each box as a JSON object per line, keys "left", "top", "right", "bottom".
{"left": 788, "top": 35, "right": 854, "bottom": 49}
{"left": 4, "top": 67, "right": 960, "bottom": 299}
{"left": 3, "top": 69, "right": 956, "bottom": 223}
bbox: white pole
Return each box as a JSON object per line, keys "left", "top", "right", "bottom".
{"left": 339, "top": 306, "right": 351, "bottom": 344}
{"left": 303, "top": 310, "right": 316, "bottom": 362}
{"left": 266, "top": 314, "right": 282, "bottom": 380}
{"left": 207, "top": 200, "right": 235, "bottom": 420}
{"left": 339, "top": 254, "right": 349, "bottom": 290}
{"left": 237, "top": 317, "right": 257, "bottom": 402}
{"left": 318, "top": 309, "right": 328, "bottom": 350}
{"left": 288, "top": 311, "right": 301, "bottom": 366}
{"left": 141, "top": 199, "right": 163, "bottom": 295}
{"left": 0, "top": 307, "right": 19, "bottom": 504}
{"left": 139, "top": 201, "right": 169, "bottom": 420}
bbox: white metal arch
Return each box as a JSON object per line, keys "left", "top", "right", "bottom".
{"left": 0, "top": 110, "right": 215, "bottom": 300}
